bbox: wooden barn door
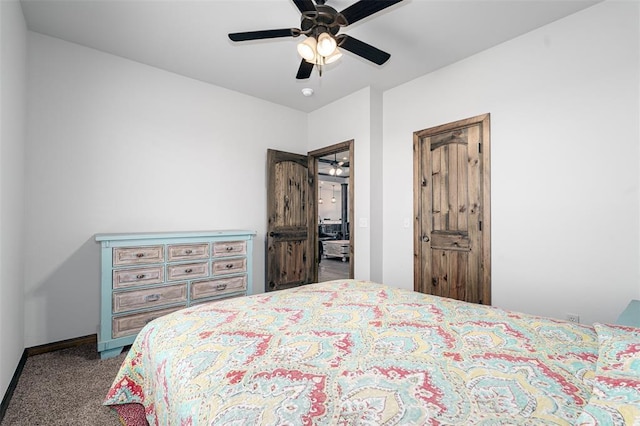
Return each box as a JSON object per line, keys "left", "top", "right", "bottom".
{"left": 413, "top": 114, "right": 491, "bottom": 304}
{"left": 266, "top": 149, "right": 314, "bottom": 292}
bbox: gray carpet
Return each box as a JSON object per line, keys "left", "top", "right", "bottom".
{"left": 2, "top": 344, "right": 127, "bottom": 425}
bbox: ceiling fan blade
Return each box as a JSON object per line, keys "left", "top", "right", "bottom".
{"left": 296, "top": 60, "right": 314, "bottom": 79}
{"left": 292, "top": 0, "right": 316, "bottom": 13}
{"left": 228, "top": 28, "right": 299, "bottom": 42}
{"left": 339, "top": 0, "right": 403, "bottom": 25}
{"left": 337, "top": 35, "right": 390, "bottom": 65}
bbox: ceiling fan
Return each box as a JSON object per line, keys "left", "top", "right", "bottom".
{"left": 228, "top": 0, "right": 403, "bottom": 79}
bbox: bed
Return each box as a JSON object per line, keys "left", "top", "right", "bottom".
{"left": 104, "top": 280, "right": 640, "bottom": 425}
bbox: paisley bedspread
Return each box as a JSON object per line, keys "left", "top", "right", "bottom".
{"left": 105, "top": 280, "right": 602, "bottom": 425}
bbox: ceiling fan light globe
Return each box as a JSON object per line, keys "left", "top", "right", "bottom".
{"left": 297, "top": 37, "right": 317, "bottom": 61}
{"left": 323, "top": 49, "right": 342, "bottom": 64}
{"left": 317, "top": 32, "right": 337, "bottom": 57}
{"left": 329, "top": 168, "right": 336, "bottom": 176}
{"left": 336, "top": 168, "right": 343, "bottom": 176}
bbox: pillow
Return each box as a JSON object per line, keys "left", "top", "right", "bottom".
{"left": 576, "top": 323, "right": 640, "bottom": 425}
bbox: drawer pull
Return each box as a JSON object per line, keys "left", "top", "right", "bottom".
{"left": 185, "top": 249, "right": 193, "bottom": 254}
{"left": 136, "top": 253, "right": 144, "bottom": 258}
{"left": 145, "top": 316, "right": 159, "bottom": 324}
{"left": 185, "top": 268, "right": 193, "bottom": 273}
{"left": 225, "top": 247, "right": 233, "bottom": 251}
{"left": 145, "top": 294, "right": 161, "bottom": 302}
{"left": 136, "top": 274, "right": 146, "bottom": 280}
{"left": 225, "top": 264, "right": 234, "bottom": 269}
{"left": 216, "top": 283, "right": 227, "bottom": 291}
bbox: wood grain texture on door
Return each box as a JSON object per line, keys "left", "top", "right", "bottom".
{"left": 266, "top": 149, "right": 313, "bottom": 292}
{"left": 414, "top": 114, "right": 491, "bottom": 304}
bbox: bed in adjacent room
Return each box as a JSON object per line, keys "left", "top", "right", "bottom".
{"left": 104, "top": 280, "right": 640, "bottom": 425}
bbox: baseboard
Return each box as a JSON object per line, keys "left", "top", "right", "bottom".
{"left": 0, "top": 349, "right": 27, "bottom": 423}
{"left": 0, "top": 334, "right": 97, "bottom": 423}
{"left": 26, "top": 334, "right": 96, "bottom": 357}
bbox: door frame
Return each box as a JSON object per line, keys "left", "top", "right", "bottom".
{"left": 413, "top": 114, "right": 491, "bottom": 304}
{"left": 309, "top": 140, "right": 355, "bottom": 282}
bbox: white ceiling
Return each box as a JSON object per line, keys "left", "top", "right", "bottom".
{"left": 20, "top": 0, "right": 599, "bottom": 113}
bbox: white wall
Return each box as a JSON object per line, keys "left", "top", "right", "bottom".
{"left": 0, "top": 0, "right": 27, "bottom": 398}
{"left": 308, "top": 88, "right": 372, "bottom": 280}
{"left": 383, "top": 1, "right": 640, "bottom": 325}
{"left": 24, "top": 33, "right": 307, "bottom": 346}
{"left": 638, "top": 1, "right": 640, "bottom": 296}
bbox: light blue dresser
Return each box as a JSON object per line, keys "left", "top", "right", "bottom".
{"left": 95, "top": 230, "right": 255, "bottom": 359}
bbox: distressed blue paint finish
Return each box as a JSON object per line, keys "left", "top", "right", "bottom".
{"left": 95, "top": 230, "right": 256, "bottom": 359}
{"left": 616, "top": 299, "right": 640, "bottom": 327}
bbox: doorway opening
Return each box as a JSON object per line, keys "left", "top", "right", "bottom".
{"left": 309, "top": 140, "right": 354, "bottom": 282}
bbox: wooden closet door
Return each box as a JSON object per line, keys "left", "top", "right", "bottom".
{"left": 413, "top": 114, "right": 491, "bottom": 304}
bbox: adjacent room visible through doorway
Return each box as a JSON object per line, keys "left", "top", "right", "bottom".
{"left": 311, "top": 141, "right": 354, "bottom": 283}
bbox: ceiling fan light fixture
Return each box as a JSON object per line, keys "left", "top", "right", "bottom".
{"left": 297, "top": 36, "right": 317, "bottom": 61}
{"left": 316, "top": 32, "right": 337, "bottom": 57}
{"left": 323, "top": 48, "right": 342, "bottom": 64}
{"left": 336, "top": 167, "right": 343, "bottom": 176}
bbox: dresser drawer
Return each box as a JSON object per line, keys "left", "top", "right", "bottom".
{"left": 113, "top": 283, "right": 187, "bottom": 314}
{"left": 191, "top": 275, "right": 247, "bottom": 301}
{"left": 213, "top": 241, "right": 246, "bottom": 257}
{"left": 113, "top": 245, "right": 164, "bottom": 266}
{"left": 112, "top": 305, "right": 185, "bottom": 339}
{"left": 113, "top": 266, "right": 164, "bottom": 289}
{"left": 167, "top": 243, "right": 209, "bottom": 261}
{"left": 167, "top": 262, "right": 209, "bottom": 281}
{"left": 212, "top": 257, "right": 247, "bottom": 275}
{"left": 191, "top": 294, "right": 244, "bottom": 306}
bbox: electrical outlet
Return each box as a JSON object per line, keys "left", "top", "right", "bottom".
{"left": 566, "top": 314, "right": 580, "bottom": 323}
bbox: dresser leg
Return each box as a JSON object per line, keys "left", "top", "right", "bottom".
{"left": 100, "top": 346, "right": 124, "bottom": 359}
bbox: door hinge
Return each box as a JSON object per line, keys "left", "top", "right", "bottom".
{"left": 478, "top": 143, "right": 482, "bottom": 153}
{"left": 479, "top": 220, "right": 482, "bottom": 231}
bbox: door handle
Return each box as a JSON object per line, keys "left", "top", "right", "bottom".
{"left": 422, "top": 235, "right": 430, "bottom": 243}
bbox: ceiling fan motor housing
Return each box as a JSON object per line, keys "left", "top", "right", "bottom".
{"left": 301, "top": 4, "right": 344, "bottom": 36}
